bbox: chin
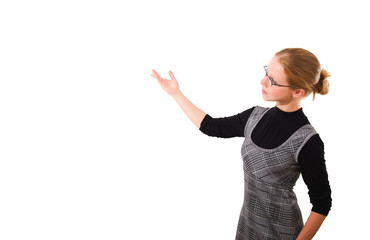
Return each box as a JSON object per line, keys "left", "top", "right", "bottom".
{"left": 262, "top": 95, "right": 274, "bottom": 102}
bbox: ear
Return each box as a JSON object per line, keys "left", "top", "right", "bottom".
{"left": 292, "top": 88, "right": 305, "bottom": 98}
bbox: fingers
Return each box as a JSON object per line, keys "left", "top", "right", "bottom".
{"left": 152, "top": 69, "right": 165, "bottom": 88}
{"left": 168, "top": 70, "right": 176, "bottom": 81}
{"left": 151, "top": 69, "right": 161, "bottom": 79}
{"left": 151, "top": 69, "right": 175, "bottom": 84}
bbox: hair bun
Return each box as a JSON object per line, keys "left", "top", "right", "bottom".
{"left": 313, "top": 68, "right": 330, "bottom": 99}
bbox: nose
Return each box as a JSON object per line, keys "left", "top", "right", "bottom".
{"left": 260, "top": 76, "right": 269, "bottom": 87}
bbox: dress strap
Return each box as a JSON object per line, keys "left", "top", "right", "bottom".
{"left": 243, "top": 106, "right": 270, "bottom": 138}
{"left": 293, "top": 124, "right": 317, "bottom": 162}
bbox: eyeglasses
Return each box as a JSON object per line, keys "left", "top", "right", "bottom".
{"left": 263, "top": 66, "right": 292, "bottom": 87}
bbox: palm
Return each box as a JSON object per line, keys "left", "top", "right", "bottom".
{"left": 151, "top": 69, "right": 179, "bottom": 96}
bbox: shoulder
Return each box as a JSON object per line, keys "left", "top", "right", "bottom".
{"left": 296, "top": 132, "right": 325, "bottom": 161}
{"left": 253, "top": 105, "right": 271, "bottom": 112}
{"left": 301, "top": 133, "right": 325, "bottom": 153}
{"left": 251, "top": 105, "right": 271, "bottom": 116}
{"left": 247, "top": 105, "right": 272, "bottom": 123}
{"left": 293, "top": 125, "right": 321, "bottom": 160}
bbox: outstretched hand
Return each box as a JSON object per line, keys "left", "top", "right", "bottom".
{"left": 151, "top": 69, "right": 180, "bottom": 96}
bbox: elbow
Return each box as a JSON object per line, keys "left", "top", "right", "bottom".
{"left": 311, "top": 196, "right": 332, "bottom": 216}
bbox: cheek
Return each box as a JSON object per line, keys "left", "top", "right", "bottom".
{"left": 268, "top": 88, "right": 292, "bottom": 100}
{"left": 277, "top": 89, "right": 294, "bottom": 99}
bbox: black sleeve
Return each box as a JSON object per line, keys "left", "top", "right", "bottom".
{"left": 199, "top": 107, "right": 255, "bottom": 138}
{"left": 298, "top": 134, "right": 332, "bottom": 216}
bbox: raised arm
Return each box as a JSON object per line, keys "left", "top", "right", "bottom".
{"left": 151, "top": 69, "right": 206, "bottom": 128}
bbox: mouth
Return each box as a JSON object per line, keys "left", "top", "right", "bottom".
{"left": 262, "top": 89, "right": 268, "bottom": 94}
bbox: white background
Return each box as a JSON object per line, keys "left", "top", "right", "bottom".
{"left": 1, "top": 0, "right": 369, "bottom": 239}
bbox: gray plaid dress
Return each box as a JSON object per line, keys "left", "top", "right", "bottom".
{"left": 236, "top": 106, "right": 317, "bottom": 240}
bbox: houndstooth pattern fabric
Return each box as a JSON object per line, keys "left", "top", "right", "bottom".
{"left": 236, "top": 106, "right": 317, "bottom": 240}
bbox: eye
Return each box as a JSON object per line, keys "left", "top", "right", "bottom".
{"left": 270, "top": 77, "right": 277, "bottom": 85}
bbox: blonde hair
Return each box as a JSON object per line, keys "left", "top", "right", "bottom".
{"left": 275, "top": 48, "right": 330, "bottom": 100}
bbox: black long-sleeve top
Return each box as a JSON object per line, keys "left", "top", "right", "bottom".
{"left": 199, "top": 106, "right": 332, "bottom": 216}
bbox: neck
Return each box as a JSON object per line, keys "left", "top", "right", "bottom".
{"left": 276, "top": 100, "right": 301, "bottom": 112}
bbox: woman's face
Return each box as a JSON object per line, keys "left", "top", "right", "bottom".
{"left": 260, "top": 55, "right": 296, "bottom": 105}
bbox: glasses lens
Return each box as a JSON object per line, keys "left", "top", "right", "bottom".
{"left": 264, "top": 67, "right": 272, "bottom": 86}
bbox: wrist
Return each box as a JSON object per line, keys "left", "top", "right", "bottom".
{"left": 171, "top": 89, "right": 182, "bottom": 99}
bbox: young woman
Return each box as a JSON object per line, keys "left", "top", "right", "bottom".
{"left": 151, "top": 48, "right": 332, "bottom": 240}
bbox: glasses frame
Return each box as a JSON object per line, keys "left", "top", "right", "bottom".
{"left": 263, "top": 66, "right": 293, "bottom": 88}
